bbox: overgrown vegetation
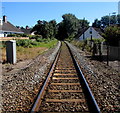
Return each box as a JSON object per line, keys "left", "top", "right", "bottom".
{"left": 31, "top": 13, "right": 89, "bottom": 41}
{"left": 86, "top": 38, "right": 105, "bottom": 43}
{"left": 7, "top": 33, "right": 28, "bottom": 37}
{"left": 72, "top": 38, "right": 105, "bottom": 52}
{"left": 1, "top": 38, "right": 58, "bottom": 63}
{"left": 92, "top": 14, "right": 120, "bottom": 28}
{"left": 102, "top": 25, "right": 120, "bottom": 46}
{"left": 16, "top": 38, "right": 57, "bottom": 48}
{"left": 56, "top": 14, "right": 89, "bottom": 41}
{"left": 2, "top": 46, "right": 48, "bottom": 62}
{"left": 31, "top": 20, "right": 57, "bottom": 39}
{"left": 92, "top": 14, "right": 120, "bottom": 46}
{"left": 71, "top": 40, "right": 91, "bottom": 52}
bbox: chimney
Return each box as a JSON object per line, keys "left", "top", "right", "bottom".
{"left": 3, "top": 15, "right": 7, "bottom": 23}
{"left": 26, "top": 26, "right": 29, "bottom": 29}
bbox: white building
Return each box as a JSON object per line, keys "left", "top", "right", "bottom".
{"left": 0, "top": 15, "right": 23, "bottom": 37}
{"left": 79, "top": 27, "right": 103, "bottom": 41}
{"left": 118, "top": 1, "right": 120, "bottom": 14}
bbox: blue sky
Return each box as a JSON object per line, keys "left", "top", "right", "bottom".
{"left": 2, "top": 2, "right": 118, "bottom": 27}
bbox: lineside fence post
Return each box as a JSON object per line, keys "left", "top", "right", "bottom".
{"left": 107, "top": 43, "right": 109, "bottom": 66}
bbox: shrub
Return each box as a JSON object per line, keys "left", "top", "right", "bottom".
{"left": 28, "top": 44, "right": 33, "bottom": 48}
{"left": 16, "top": 39, "right": 33, "bottom": 48}
{"left": 0, "top": 41, "right": 6, "bottom": 48}
{"left": 31, "top": 41, "right": 38, "bottom": 46}
{"left": 7, "top": 33, "right": 27, "bottom": 37}
{"left": 87, "top": 38, "right": 105, "bottom": 43}
{"left": 29, "top": 35, "right": 43, "bottom": 40}
{"left": 16, "top": 38, "right": 57, "bottom": 48}
{"left": 36, "top": 38, "right": 44, "bottom": 42}
{"left": 7, "top": 34, "right": 16, "bottom": 37}
{"left": 102, "top": 25, "right": 120, "bottom": 46}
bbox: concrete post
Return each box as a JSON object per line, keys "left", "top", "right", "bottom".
{"left": 6, "top": 40, "right": 16, "bottom": 64}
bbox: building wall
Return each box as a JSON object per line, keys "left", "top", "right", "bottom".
{"left": 0, "top": 32, "right": 4, "bottom": 37}
{"left": 0, "top": 31, "right": 23, "bottom": 37}
{"left": 79, "top": 27, "right": 103, "bottom": 40}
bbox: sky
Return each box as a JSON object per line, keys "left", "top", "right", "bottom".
{"left": 1, "top": 2, "right": 119, "bottom": 27}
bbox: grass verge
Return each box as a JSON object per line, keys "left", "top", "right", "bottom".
{"left": 2, "top": 39, "right": 58, "bottom": 63}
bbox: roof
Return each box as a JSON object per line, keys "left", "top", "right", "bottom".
{"left": 75, "top": 27, "right": 89, "bottom": 39}
{"left": 21, "top": 28, "right": 32, "bottom": 34}
{"left": 0, "top": 21, "right": 23, "bottom": 33}
{"left": 93, "top": 27, "right": 104, "bottom": 35}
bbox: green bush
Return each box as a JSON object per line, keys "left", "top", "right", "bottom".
{"left": 36, "top": 38, "right": 51, "bottom": 43}
{"left": 87, "top": 38, "right": 105, "bottom": 43}
{"left": 31, "top": 41, "right": 38, "bottom": 46}
{"left": 0, "top": 41, "right": 6, "bottom": 48}
{"left": 36, "top": 38, "right": 44, "bottom": 42}
{"left": 7, "top": 33, "right": 27, "bottom": 37}
{"left": 85, "top": 44, "right": 91, "bottom": 52}
{"left": 102, "top": 25, "right": 120, "bottom": 46}
{"left": 28, "top": 44, "right": 33, "bottom": 48}
{"left": 29, "top": 35, "right": 43, "bottom": 40}
{"left": 16, "top": 39, "right": 33, "bottom": 48}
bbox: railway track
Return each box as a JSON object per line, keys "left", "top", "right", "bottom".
{"left": 30, "top": 42, "right": 100, "bottom": 113}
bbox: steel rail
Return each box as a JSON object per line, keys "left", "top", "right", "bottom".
{"left": 30, "top": 41, "right": 100, "bottom": 113}
{"left": 65, "top": 42, "right": 100, "bottom": 113}
{"left": 30, "top": 42, "right": 61, "bottom": 113}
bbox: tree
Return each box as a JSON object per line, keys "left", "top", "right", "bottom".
{"left": 92, "top": 14, "right": 120, "bottom": 28}
{"left": 57, "top": 13, "right": 89, "bottom": 40}
{"left": 80, "top": 18, "right": 89, "bottom": 28}
{"left": 31, "top": 13, "right": 89, "bottom": 41}
{"left": 102, "top": 25, "right": 120, "bottom": 46}
{"left": 101, "top": 16, "right": 109, "bottom": 26}
{"left": 31, "top": 20, "right": 57, "bottom": 39}
{"left": 117, "top": 14, "right": 120, "bottom": 24}
{"left": 49, "top": 20, "right": 57, "bottom": 39}
{"left": 92, "top": 19, "right": 101, "bottom": 28}
{"left": 56, "top": 22, "right": 68, "bottom": 40}
{"left": 62, "top": 14, "right": 80, "bottom": 37}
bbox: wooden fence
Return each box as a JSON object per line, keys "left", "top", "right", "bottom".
{"left": 0, "top": 37, "right": 29, "bottom": 41}
{"left": 87, "top": 40, "right": 120, "bottom": 60}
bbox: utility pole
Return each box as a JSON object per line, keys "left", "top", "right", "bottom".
{"left": 90, "top": 27, "right": 92, "bottom": 41}
{"left": 107, "top": 43, "right": 109, "bottom": 65}
{"left": 109, "top": 13, "right": 110, "bottom": 26}
{"left": 109, "top": 12, "right": 116, "bottom": 26}
{"left": 82, "top": 18, "right": 85, "bottom": 40}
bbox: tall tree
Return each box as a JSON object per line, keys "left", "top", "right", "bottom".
{"left": 102, "top": 25, "right": 120, "bottom": 46}
{"left": 57, "top": 13, "right": 89, "bottom": 40}
{"left": 92, "top": 14, "right": 120, "bottom": 28}
{"left": 117, "top": 15, "right": 120, "bottom": 24}
{"left": 56, "top": 22, "right": 68, "bottom": 40}
{"left": 31, "top": 20, "right": 57, "bottom": 39}
{"left": 92, "top": 19, "right": 101, "bottom": 28}
{"left": 62, "top": 14, "right": 80, "bottom": 37}
{"left": 49, "top": 20, "right": 57, "bottom": 39}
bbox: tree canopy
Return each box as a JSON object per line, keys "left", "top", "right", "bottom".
{"left": 57, "top": 13, "right": 89, "bottom": 40}
{"left": 102, "top": 25, "right": 120, "bottom": 46}
{"left": 92, "top": 14, "right": 120, "bottom": 28}
{"left": 92, "top": 14, "right": 120, "bottom": 46}
{"left": 31, "top": 20, "right": 57, "bottom": 39}
{"left": 31, "top": 13, "right": 89, "bottom": 41}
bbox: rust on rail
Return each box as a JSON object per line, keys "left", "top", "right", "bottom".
{"left": 30, "top": 42, "right": 100, "bottom": 113}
